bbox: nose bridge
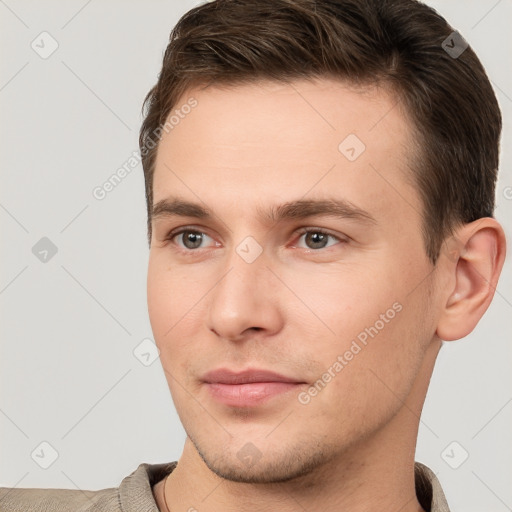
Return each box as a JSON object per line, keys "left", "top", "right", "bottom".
{"left": 206, "top": 233, "right": 280, "bottom": 339}
{"left": 214, "top": 233, "right": 267, "bottom": 303}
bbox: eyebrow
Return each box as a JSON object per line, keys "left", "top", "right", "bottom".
{"left": 152, "top": 196, "right": 377, "bottom": 227}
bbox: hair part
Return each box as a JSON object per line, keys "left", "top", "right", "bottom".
{"left": 139, "top": 0, "right": 501, "bottom": 264}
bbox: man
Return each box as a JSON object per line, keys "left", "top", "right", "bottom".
{"left": 0, "top": 0, "right": 506, "bottom": 510}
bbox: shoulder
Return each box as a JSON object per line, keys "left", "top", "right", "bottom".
{"left": 0, "top": 485, "right": 119, "bottom": 512}
{"left": 0, "top": 461, "right": 177, "bottom": 512}
{"left": 414, "top": 461, "right": 451, "bottom": 512}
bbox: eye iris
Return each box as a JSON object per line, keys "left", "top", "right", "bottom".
{"left": 183, "top": 231, "right": 202, "bottom": 249}
{"left": 305, "top": 232, "right": 328, "bottom": 249}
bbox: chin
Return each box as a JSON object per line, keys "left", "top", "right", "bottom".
{"left": 191, "top": 432, "right": 340, "bottom": 485}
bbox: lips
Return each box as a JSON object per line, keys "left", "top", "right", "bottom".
{"left": 201, "top": 368, "right": 304, "bottom": 385}
{"left": 202, "top": 368, "right": 306, "bottom": 407}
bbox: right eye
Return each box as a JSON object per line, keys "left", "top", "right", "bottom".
{"left": 166, "top": 228, "right": 220, "bottom": 252}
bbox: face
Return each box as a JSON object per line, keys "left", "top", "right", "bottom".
{"left": 147, "top": 78, "right": 441, "bottom": 483}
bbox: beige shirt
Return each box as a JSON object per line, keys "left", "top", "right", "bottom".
{"left": 0, "top": 461, "right": 450, "bottom": 511}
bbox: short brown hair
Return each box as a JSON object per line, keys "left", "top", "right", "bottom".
{"left": 139, "top": 0, "right": 501, "bottom": 264}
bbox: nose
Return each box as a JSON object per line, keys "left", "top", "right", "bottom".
{"left": 205, "top": 242, "right": 284, "bottom": 342}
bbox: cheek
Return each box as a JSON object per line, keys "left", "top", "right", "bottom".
{"left": 287, "top": 256, "right": 430, "bottom": 390}
{"left": 280, "top": 258, "right": 402, "bottom": 343}
{"left": 147, "top": 255, "right": 211, "bottom": 375}
{"left": 147, "top": 254, "right": 201, "bottom": 338}
{"left": 298, "top": 300, "right": 429, "bottom": 445}
{"left": 147, "top": 258, "right": 174, "bottom": 340}
{"left": 323, "top": 283, "right": 432, "bottom": 412}
{"left": 147, "top": 268, "right": 195, "bottom": 404}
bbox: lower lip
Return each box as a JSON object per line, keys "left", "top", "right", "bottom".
{"left": 205, "top": 382, "right": 303, "bottom": 407}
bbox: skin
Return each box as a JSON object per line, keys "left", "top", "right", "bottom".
{"left": 147, "top": 78, "right": 506, "bottom": 512}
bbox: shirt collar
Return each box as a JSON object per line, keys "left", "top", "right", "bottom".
{"left": 119, "top": 461, "right": 450, "bottom": 512}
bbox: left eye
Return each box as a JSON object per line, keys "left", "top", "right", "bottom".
{"left": 294, "top": 229, "right": 341, "bottom": 250}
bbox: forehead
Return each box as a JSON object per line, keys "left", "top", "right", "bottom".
{"left": 152, "top": 78, "right": 420, "bottom": 228}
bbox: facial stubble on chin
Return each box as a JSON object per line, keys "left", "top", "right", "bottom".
{"left": 186, "top": 426, "right": 340, "bottom": 486}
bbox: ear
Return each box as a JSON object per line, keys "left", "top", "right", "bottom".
{"left": 436, "top": 217, "right": 506, "bottom": 341}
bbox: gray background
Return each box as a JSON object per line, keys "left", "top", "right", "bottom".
{"left": 0, "top": 0, "right": 511, "bottom": 510}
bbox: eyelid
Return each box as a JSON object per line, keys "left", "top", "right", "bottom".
{"left": 165, "top": 225, "right": 205, "bottom": 241}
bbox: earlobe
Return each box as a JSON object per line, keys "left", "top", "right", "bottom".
{"left": 436, "top": 218, "right": 506, "bottom": 341}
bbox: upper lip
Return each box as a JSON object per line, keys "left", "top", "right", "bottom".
{"left": 202, "top": 368, "right": 305, "bottom": 385}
